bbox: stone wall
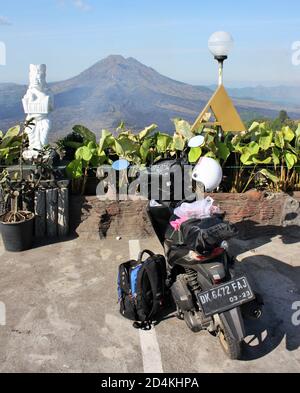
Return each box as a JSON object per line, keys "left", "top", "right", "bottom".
{"left": 207, "top": 191, "right": 300, "bottom": 225}
{"left": 70, "top": 197, "right": 153, "bottom": 241}
{"left": 208, "top": 191, "right": 300, "bottom": 239}
{"left": 70, "top": 191, "right": 300, "bottom": 240}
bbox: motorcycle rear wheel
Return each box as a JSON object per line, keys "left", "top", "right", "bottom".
{"left": 218, "top": 323, "right": 242, "bottom": 360}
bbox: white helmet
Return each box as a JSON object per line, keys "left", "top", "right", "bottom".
{"left": 192, "top": 157, "right": 223, "bottom": 192}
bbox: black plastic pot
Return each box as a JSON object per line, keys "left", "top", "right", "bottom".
{"left": 0, "top": 213, "right": 35, "bottom": 252}
{"left": 85, "top": 177, "right": 100, "bottom": 196}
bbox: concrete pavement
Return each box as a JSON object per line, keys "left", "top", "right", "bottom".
{"left": 0, "top": 233, "right": 299, "bottom": 373}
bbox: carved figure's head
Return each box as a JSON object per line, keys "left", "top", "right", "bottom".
{"left": 29, "top": 64, "right": 47, "bottom": 89}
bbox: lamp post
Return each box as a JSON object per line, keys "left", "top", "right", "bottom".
{"left": 208, "top": 31, "right": 234, "bottom": 140}
{"left": 208, "top": 31, "right": 234, "bottom": 86}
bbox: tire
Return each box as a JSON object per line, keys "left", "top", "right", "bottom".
{"left": 218, "top": 323, "right": 242, "bottom": 360}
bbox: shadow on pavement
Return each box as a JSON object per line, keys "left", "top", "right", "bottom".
{"left": 152, "top": 221, "right": 300, "bottom": 361}
{"left": 30, "top": 196, "right": 92, "bottom": 249}
{"left": 32, "top": 233, "right": 79, "bottom": 249}
{"left": 237, "top": 255, "right": 300, "bottom": 361}
{"left": 235, "top": 221, "right": 300, "bottom": 246}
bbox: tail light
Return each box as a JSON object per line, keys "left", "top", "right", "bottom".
{"left": 212, "top": 275, "right": 223, "bottom": 285}
{"left": 189, "top": 248, "right": 225, "bottom": 263}
{"left": 210, "top": 247, "right": 225, "bottom": 258}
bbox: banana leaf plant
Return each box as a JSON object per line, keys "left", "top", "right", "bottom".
{"left": 66, "top": 126, "right": 107, "bottom": 195}
{"left": 0, "top": 126, "right": 24, "bottom": 166}
{"left": 65, "top": 119, "right": 300, "bottom": 195}
{"left": 229, "top": 122, "right": 299, "bottom": 192}
{"left": 66, "top": 124, "right": 158, "bottom": 193}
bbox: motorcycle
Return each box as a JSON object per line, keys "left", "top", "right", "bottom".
{"left": 147, "top": 140, "right": 263, "bottom": 360}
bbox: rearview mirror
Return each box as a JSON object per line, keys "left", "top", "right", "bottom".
{"left": 112, "top": 159, "right": 130, "bottom": 171}
{"left": 188, "top": 135, "right": 205, "bottom": 148}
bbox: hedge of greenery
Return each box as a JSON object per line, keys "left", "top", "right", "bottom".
{"left": 1, "top": 119, "right": 300, "bottom": 195}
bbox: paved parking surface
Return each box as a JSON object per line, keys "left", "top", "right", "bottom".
{"left": 0, "top": 233, "right": 299, "bottom": 373}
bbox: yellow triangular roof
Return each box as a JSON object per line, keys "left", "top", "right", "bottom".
{"left": 191, "top": 85, "right": 246, "bottom": 133}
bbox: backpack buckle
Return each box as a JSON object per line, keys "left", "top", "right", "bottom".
{"left": 133, "top": 321, "right": 152, "bottom": 331}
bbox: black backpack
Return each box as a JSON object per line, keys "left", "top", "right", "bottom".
{"left": 117, "top": 250, "right": 167, "bottom": 330}
{"left": 180, "top": 217, "right": 238, "bottom": 253}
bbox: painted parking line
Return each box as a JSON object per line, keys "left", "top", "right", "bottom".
{"left": 129, "top": 240, "right": 164, "bottom": 374}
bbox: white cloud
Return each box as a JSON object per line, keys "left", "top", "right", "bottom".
{"left": 58, "top": 0, "right": 91, "bottom": 12}
{"left": 0, "top": 16, "right": 11, "bottom": 26}
{"left": 73, "top": 0, "right": 91, "bottom": 11}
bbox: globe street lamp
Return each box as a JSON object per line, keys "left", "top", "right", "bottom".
{"left": 208, "top": 31, "right": 234, "bottom": 86}
{"left": 191, "top": 31, "right": 245, "bottom": 134}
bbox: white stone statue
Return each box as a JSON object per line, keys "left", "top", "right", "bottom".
{"left": 22, "top": 64, "right": 54, "bottom": 159}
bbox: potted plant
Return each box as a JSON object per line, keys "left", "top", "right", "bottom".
{"left": 0, "top": 184, "right": 35, "bottom": 252}
{"left": 0, "top": 119, "right": 36, "bottom": 252}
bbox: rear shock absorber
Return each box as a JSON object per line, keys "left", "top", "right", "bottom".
{"left": 185, "top": 268, "right": 212, "bottom": 329}
{"left": 185, "top": 268, "right": 200, "bottom": 292}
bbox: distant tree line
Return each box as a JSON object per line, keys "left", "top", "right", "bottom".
{"left": 246, "top": 110, "right": 298, "bottom": 131}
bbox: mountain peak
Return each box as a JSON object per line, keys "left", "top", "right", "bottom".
{"left": 2, "top": 54, "right": 296, "bottom": 140}
{"left": 100, "top": 54, "right": 127, "bottom": 65}
{"left": 94, "top": 55, "right": 147, "bottom": 70}
{"left": 73, "top": 54, "right": 155, "bottom": 85}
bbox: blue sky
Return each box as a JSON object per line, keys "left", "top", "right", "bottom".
{"left": 1, "top": 0, "right": 300, "bottom": 86}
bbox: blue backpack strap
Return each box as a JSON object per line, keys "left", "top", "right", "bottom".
{"left": 118, "top": 260, "right": 139, "bottom": 297}
{"left": 118, "top": 260, "right": 141, "bottom": 322}
{"left": 130, "top": 264, "right": 143, "bottom": 297}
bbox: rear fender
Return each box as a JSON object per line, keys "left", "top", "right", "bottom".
{"left": 197, "top": 261, "right": 226, "bottom": 285}
{"left": 219, "top": 307, "right": 245, "bottom": 341}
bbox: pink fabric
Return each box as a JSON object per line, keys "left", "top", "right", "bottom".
{"left": 170, "top": 217, "right": 189, "bottom": 231}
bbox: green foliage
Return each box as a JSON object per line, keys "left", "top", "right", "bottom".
{"left": 0, "top": 125, "right": 23, "bottom": 165}
{"left": 246, "top": 110, "right": 297, "bottom": 133}
{"left": 138, "top": 124, "right": 158, "bottom": 140}
{"left": 64, "top": 119, "right": 300, "bottom": 194}
{"left": 66, "top": 127, "right": 109, "bottom": 194}
{"left": 72, "top": 125, "right": 96, "bottom": 143}
{"left": 228, "top": 122, "right": 300, "bottom": 192}
{"left": 66, "top": 159, "right": 83, "bottom": 179}
{"left": 156, "top": 133, "right": 173, "bottom": 154}
{"left": 188, "top": 147, "right": 202, "bottom": 163}
{"left": 279, "top": 110, "right": 289, "bottom": 123}
{"left": 3, "top": 117, "right": 300, "bottom": 195}
{"left": 173, "top": 118, "right": 194, "bottom": 140}
{"left": 65, "top": 120, "right": 195, "bottom": 194}
{"left": 0, "top": 119, "right": 57, "bottom": 223}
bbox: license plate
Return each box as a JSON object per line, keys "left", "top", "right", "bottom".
{"left": 198, "top": 277, "right": 255, "bottom": 317}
